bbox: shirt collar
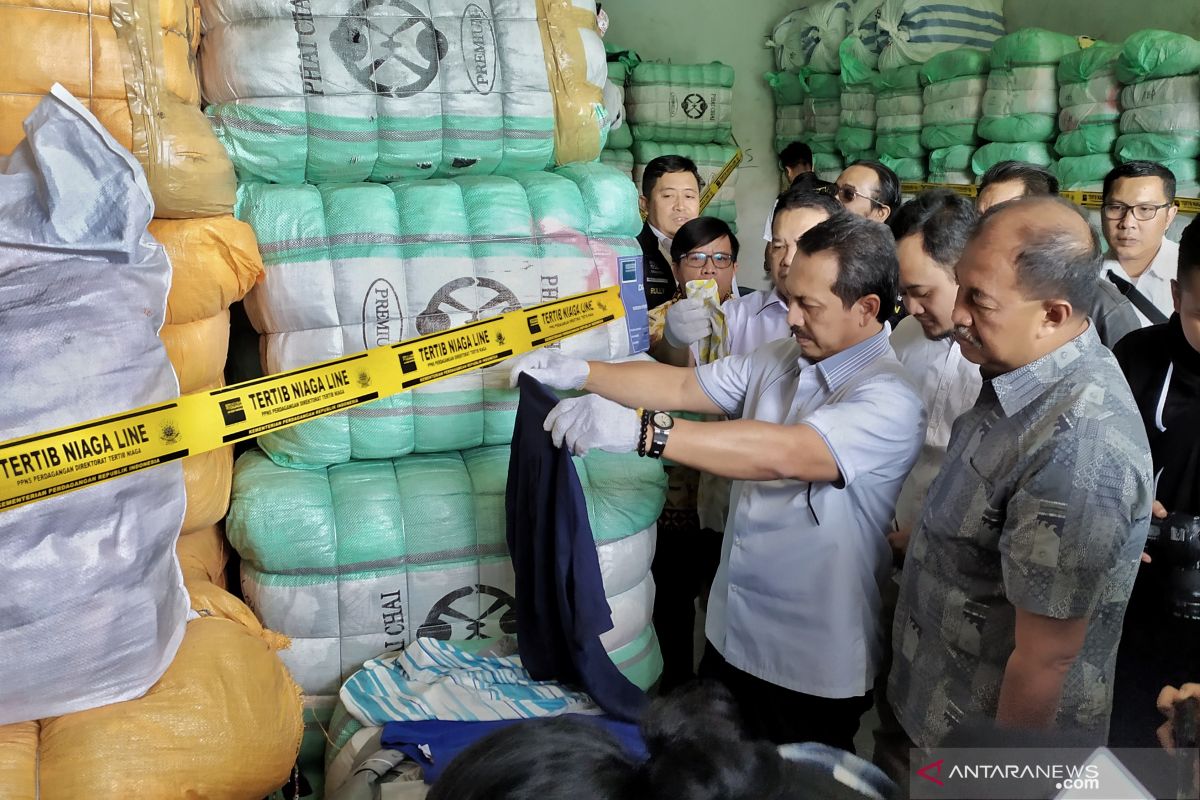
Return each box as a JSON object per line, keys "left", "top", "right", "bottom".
{"left": 754, "top": 289, "right": 788, "bottom": 317}
{"left": 648, "top": 223, "right": 670, "bottom": 245}
{"left": 989, "top": 324, "right": 1100, "bottom": 417}
{"left": 813, "top": 327, "right": 891, "bottom": 392}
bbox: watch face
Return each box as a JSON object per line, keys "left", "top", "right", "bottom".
{"left": 651, "top": 411, "right": 674, "bottom": 430}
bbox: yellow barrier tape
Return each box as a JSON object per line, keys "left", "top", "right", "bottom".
{"left": 0, "top": 286, "right": 625, "bottom": 511}
{"left": 638, "top": 147, "right": 743, "bottom": 221}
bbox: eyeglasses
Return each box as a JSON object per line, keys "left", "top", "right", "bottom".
{"left": 1101, "top": 202, "right": 1172, "bottom": 221}
{"left": 822, "top": 183, "right": 882, "bottom": 208}
{"left": 679, "top": 252, "right": 735, "bottom": 270}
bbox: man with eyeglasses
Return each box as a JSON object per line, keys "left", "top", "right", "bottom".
{"left": 1101, "top": 161, "right": 1179, "bottom": 327}
{"left": 825, "top": 161, "right": 902, "bottom": 225}
{"left": 509, "top": 214, "right": 925, "bottom": 750}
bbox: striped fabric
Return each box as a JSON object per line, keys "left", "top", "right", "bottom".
{"left": 339, "top": 638, "right": 599, "bottom": 725}
{"left": 875, "top": 1, "right": 1006, "bottom": 71}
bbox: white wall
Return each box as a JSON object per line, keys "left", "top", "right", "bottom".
{"left": 603, "top": 0, "right": 801, "bottom": 290}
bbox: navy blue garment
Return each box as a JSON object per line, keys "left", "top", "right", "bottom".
{"left": 506, "top": 374, "right": 649, "bottom": 722}
{"left": 381, "top": 716, "right": 646, "bottom": 784}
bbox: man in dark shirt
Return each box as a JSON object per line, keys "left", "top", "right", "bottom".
{"left": 1111, "top": 215, "right": 1200, "bottom": 747}
{"left": 638, "top": 155, "right": 702, "bottom": 310}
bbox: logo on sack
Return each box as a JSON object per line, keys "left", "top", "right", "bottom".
{"left": 291, "top": 0, "right": 325, "bottom": 95}
{"left": 417, "top": 584, "right": 518, "bottom": 640}
{"left": 362, "top": 278, "right": 405, "bottom": 349}
{"left": 417, "top": 277, "right": 522, "bottom": 335}
{"left": 526, "top": 316, "right": 542, "bottom": 334}
{"left": 219, "top": 398, "right": 247, "bottom": 426}
{"left": 332, "top": 0, "right": 450, "bottom": 98}
{"left": 159, "top": 421, "right": 181, "bottom": 445}
{"left": 681, "top": 93, "right": 708, "bottom": 119}
{"left": 461, "top": 4, "right": 498, "bottom": 94}
{"left": 356, "top": 370, "right": 372, "bottom": 388}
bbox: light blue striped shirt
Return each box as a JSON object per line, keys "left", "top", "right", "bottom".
{"left": 695, "top": 328, "right": 925, "bottom": 698}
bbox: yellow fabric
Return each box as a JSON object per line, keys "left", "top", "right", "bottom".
{"left": 537, "top": 0, "right": 604, "bottom": 165}
{"left": 0, "top": 0, "right": 235, "bottom": 216}
{"left": 148, "top": 216, "right": 264, "bottom": 326}
{"left": 0, "top": 579, "right": 302, "bottom": 800}
{"left": 647, "top": 279, "right": 731, "bottom": 365}
{"left": 176, "top": 523, "right": 230, "bottom": 590}
{"left": 181, "top": 441, "right": 233, "bottom": 535}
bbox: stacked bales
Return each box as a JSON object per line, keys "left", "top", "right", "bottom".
{"left": 876, "top": 64, "right": 927, "bottom": 180}
{"left": 921, "top": 49, "right": 990, "bottom": 184}
{"left": 872, "top": 0, "right": 1006, "bottom": 71}
{"left": 803, "top": 72, "right": 846, "bottom": 179}
{"left": 626, "top": 62, "right": 737, "bottom": 230}
{"left": 1055, "top": 44, "right": 1123, "bottom": 190}
{"left": 974, "top": 29, "right": 1082, "bottom": 178}
{"left": 1116, "top": 30, "right": 1200, "bottom": 196}
{"left": 601, "top": 56, "right": 635, "bottom": 179}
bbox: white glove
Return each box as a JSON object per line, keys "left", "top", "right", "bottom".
{"left": 508, "top": 348, "right": 590, "bottom": 390}
{"left": 664, "top": 297, "right": 714, "bottom": 349}
{"left": 543, "top": 394, "right": 639, "bottom": 457}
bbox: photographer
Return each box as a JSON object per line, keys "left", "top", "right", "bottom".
{"left": 1111, "top": 215, "right": 1200, "bottom": 747}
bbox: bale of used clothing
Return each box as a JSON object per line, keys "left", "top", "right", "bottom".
{"left": 1055, "top": 43, "right": 1122, "bottom": 188}
{"left": 0, "top": 86, "right": 189, "bottom": 724}
{"left": 0, "top": 0, "right": 234, "bottom": 215}
{"left": 200, "top": 0, "right": 608, "bottom": 183}
{"left": 1117, "top": 32, "right": 1200, "bottom": 175}
{"left": 876, "top": 64, "right": 927, "bottom": 180}
{"left": 236, "top": 163, "right": 643, "bottom": 467}
{"left": 873, "top": 0, "right": 1006, "bottom": 71}
{"left": 626, "top": 62, "right": 735, "bottom": 144}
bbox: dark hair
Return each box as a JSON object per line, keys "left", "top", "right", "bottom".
{"left": 426, "top": 716, "right": 637, "bottom": 800}
{"left": 979, "top": 160, "right": 1060, "bottom": 196}
{"left": 773, "top": 186, "right": 842, "bottom": 227}
{"left": 641, "top": 154, "right": 702, "bottom": 198}
{"left": 976, "top": 196, "right": 1101, "bottom": 312}
{"left": 779, "top": 141, "right": 814, "bottom": 171}
{"left": 1103, "top": 160, "right": 1178, "bottom": 204}
{"left": 670, "top": 216, "right": 740, "bottom": 263}
{"left": 797, "top": 214, "right": 899, "bottom": 323}
{"left": 847, "top": 160, "right": 902, "bottom": 213}
{"left": 1179, "top": 214, "right": 1200, "bottom": 284}
{"left": 891, "top": 189, "right": 980, "bottom": 270}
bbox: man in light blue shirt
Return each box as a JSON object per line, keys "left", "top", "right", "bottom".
{"left": 509, "top": 214, "right": 926, "bottom": 750}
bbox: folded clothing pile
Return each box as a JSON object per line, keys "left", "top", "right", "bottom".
{"left": 802, "top": 72, "right": 846, "bottom": 179}
{"left": 837, "top": 69, "right": 880, "bottom": 163}
{"left": 1116, "top": 30, "right": 1200, "bottom": 196}
{"left": 921, "top": 48, "right": 990, "bottom": 184}
{"left": 1054, "top": 44, "right": 1123, "bottom": 190}
{"left": 974, "top": 29, "right": 1083, "bottom": 178}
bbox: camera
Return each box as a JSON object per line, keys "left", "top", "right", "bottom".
{"left": 1146, "top": 513, "right": 1200, "bottom": 621}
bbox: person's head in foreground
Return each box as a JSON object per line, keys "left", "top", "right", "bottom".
{"left": 1174, "top": 214, "right": 1200, "bottom": 353}
{"left": 670, "top": 216, "right": 740, "bottom": 301}
{"left": 1101, "top": 160, "right": 1178, "bottom": 273}
{"left": 766, "top": 188, "right": 842, "bottom": 294}
{"left": 976, "top": 160, "right": 1059, "bottom": 213}
{"left": 827, "top": 161, "right": 901, "bottom": 224}
{"left": 640, "top": 155, "right": 703, "bottom": 239}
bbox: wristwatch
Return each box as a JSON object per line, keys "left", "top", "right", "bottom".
{"left": 646, "top": 411, "right": 674, "bottom": 459}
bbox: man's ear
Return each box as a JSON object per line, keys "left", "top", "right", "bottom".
{"left": 639, "top": 194, "right": 648, "bottom": 217}
{"left": 859, "top": 293, "right": 882, "bottom": 324}
{"left": 1041, "top": 299, "right": 1074, "bottom": 332}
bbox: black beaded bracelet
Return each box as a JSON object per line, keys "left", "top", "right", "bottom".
{"left": 636, "top": 408, "right": 651, "bottom": 458}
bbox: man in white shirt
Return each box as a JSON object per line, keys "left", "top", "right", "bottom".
{"left": 1100, "top": 161, "right": 1179, "bottom": 327}
{"left": 509, "top": 213, "right": 925, "bottom": 750}
{"left": 889, "top": 190, "right": 985, "bottom": 542}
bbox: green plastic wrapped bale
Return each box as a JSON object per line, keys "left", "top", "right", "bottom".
{"left": 1160, "top": 159, "right": 1200, "bottom": 184}
{"left": 920, "top": 48, "right": 991, "bottom": 84}
{"left": 803, "top": 71, "right": 845, "bottom": 99}
{"left": 1121, "top": 104, "right": 1200, "bottom": 135}
{"left": 837, "top": 126, "right": 876, "bottom": 157}
{"left": 628, "top": 62, "right": 735, "bottom": 144}
{"left": 1056, "top": 125, "right": 1120, "bottom": 157}
{"left": 878, "top": 93, "right": 924, "bottom": 121}
{"left": 924, "top": 75, "right": 989, "bottom": 106}
{"left": 1117, "top": 30, "right": 1200, "bottom": 85}
{"left": 806, "top": 132, "right": 841, "bottom": 155}
{"left": 921, "top": 123, "right": 980, "bottom": 149}
{"left": 978, "top": 113, "right": 1058, "bottom": 143}
{"left": 971, "top": 141, "right": 1055, "bottom": 176}
{"left": 1120, "top": 76, "right": 1200, "bottom": 111}
{"left": 806, "top": 98, "right": 843, "bottom": 135}
{"left": 776, "top": 104, "right": 805, "bottom": 147}
{"left": 877, "top": 133, "right": 926, "bottom": 159}
{"left": 844, "top": 150, "right": 879, "bottom": 164}
{"left": 1116, "top": 132, "right": 1200, "bottom": 162}
{"left": 606, "top": 122, "right": 634, "bottom": 151}
{"left": 766, "top": 71, "right": 807, "bottom": 106}
{"left": 990, "top": 28, "right": 1081, "bottom": 69}
{"left": 928, "top": 145, "right": 976, "bottom": 174}
{"left": 608, "top": 62, "right": 630, "bottom": 85}
{"left": 1057, "top": 43, "right": 1122, "bottom": 85}
{"left": 228, "top": 446, "right": 667, "bottom": 702}
{"left": 840, "top": 37, "right": 881, "bottom": 89}
{"left": 878, "top": 65, "right": 926, "bottom": 93}
{"left": 599, "top": 148, "right": 634, "bottom": 177}
{"left": 632, "top": 141, "right": 739, "bottom": 229}
{"left": 1058, "top": 76, "right": 1122, "bottom": 129}
{"left": 236, "top": 164, "right": 642, "bottom": 466}
{"left": 879, "top": 155, "right": 927, "bottom": 181}
{"left": 841, "top": 89, "right": 878, "bottom": 128}
{"left": 1055, "top": 154, "right": 1117, "bottom": 189}
{"left": 813, "top": 152, "right": 845, "bottom": 179}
